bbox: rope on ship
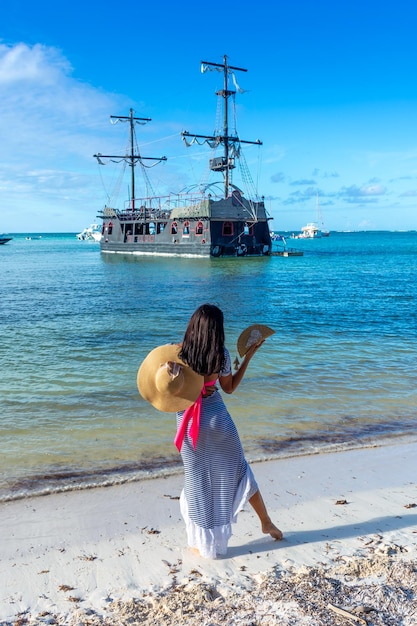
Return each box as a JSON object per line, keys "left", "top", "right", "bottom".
{"left": 97, "top": 158, "right": 127, "bottom": 209}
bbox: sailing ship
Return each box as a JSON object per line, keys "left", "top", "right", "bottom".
{"left": 95, "top": 56, "right": 272, "bottom": 257}
{"left": 292, "top": 193, "right": 329, "bottom": 239}
{"left": 315, "top": 192, "right": 330, "bottom": 237}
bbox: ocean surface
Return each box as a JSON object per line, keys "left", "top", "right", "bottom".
{"left": 1, "top": 231, "right": 416, "bottom": 501}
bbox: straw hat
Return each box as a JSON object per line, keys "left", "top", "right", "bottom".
{"left": 137, "top": 344, "right": 204, "bottom": 412}
{"left": 237, "top": 324, "right": 275, "bottom": 357}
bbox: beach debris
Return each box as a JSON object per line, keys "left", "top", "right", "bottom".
{"left": 37, "top": 610, "right": 57, "bottom": 623}
{"left": 68, "top": 596, "right": 82, "bottom": 603}
{"left": 327, "top": 602, "right": 369, "bottom": 625}
{"left": 189, "top": 568, "right": 203, "bottom": 578}
{"left": 352, "top": 606, "right": 376, "bottom": 615}
{"left": 162, "top": 559, "right": 181, "bottom": 575}
{"left": 404, "top": 502, "right": 416, "bottom": 508}
{"left": 335, "top": 499, "right": 348, "bottom": 505}
{"left": 164, "top": 493, "right": 180, "bottom": 500}
{"left": 142, "top": 526, "right": 161, "bottom": 534}
{"left": 9, "top": 555, "right": 417, "bottom": 625}
{"left": 78, "top": 553, "right": 97, "bottom": 561}
{"left": 373, "top": 541, "right": 408, "bottom": 556}
{"left": 58, "top": 584, "right": 75, "bottom": 592}
{"left": 324, "top": 542, "right": 340, "bottom": 554}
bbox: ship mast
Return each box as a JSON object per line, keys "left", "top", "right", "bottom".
{"left": 182, "top": 55, "right": 262, "bottom": 199}
{"left": 94, "top": 109, "right": 166, "bottom": 210}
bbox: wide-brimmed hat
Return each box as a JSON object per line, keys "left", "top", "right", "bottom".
{"left": 137, "top": 344, "right": 204, "bottom": 412}
{"left": 237, "top": 324, "right": 275, "bottom": 357}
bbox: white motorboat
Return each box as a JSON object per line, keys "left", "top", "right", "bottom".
{"left": 76, "top": 223, "right": 102, "bottom": 242}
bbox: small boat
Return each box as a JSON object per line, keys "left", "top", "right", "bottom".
{"left": 0, "top": 236, "right": 12, "bottom": 245}
{"left": 292, "top": 193, "right": 329, "bottom": 239}
{"left": 298, "top": 222, "right": 321, "bottom": 239}
{"left": 94, "top": 56, "right": 272, "bottom": 258}
{"left": 76, "top": 223, "right": 101, "bottom": 242}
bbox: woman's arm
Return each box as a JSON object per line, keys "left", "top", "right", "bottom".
{"left": 219, "top": 341, "right": 264, "bottom": 394}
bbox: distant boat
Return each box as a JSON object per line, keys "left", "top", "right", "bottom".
{"left": 0, "top": 235, "right": 12, "bottom": 245}
{"left": 94, "top": 56, "right": 273, "bottom": 258}
{"left": 297, "top": 222, "right": 321, "bottom": 239}
{"left": 292, "top": 193, "right": 329, "bottom": 239}
{"left": 76, "top": 223, "right": 101, "bottom": 242}
{"left": 317, "top": 193, "right": 330, "bottom": 237}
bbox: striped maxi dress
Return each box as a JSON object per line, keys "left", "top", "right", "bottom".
{"left": 176, "top": 348, "right": 258, "bottom": 558}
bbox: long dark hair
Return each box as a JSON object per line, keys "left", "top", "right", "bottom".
{"left": 179, "top": 304, "right": 225, "bottom": 375}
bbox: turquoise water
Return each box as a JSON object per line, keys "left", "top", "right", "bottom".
{"left": 1, "top": 231, "right": 416, "bottom": 500}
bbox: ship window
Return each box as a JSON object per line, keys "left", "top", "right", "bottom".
{"left": 171, "top": 221, "right": 178, "bottom": 234}
{"left": 101, "top": 224, "right": 105, "bottom": 235}
{"left": 158, "top": 222, "right": 166, "bottom": 234}
{"left": 149, "top": 222, "right": 156, "bottom": 235}
{"left": 243, "top": 222, "right": 253, "bottom": 235}
{"left": 222, "top": 221, "right": 234, "bottom": 236}
{"left": 135, "top": 223, "right": 144, "bottom": 235}
{"left": 183, "top": 221, "right": 190, "bottom": 234}
{"left": 196, "top": 221, "right": 204, "bottom": 235}
{"left": 108, "top": 221, "right": 113, "bottom": 235}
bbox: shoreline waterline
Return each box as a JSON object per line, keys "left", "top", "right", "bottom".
{"left": 2, "top": 432, "right": 416, "bottom": 503}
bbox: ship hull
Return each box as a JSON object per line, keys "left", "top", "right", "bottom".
{"left": 101, "top": 241, "right": 211, "bottom": 257}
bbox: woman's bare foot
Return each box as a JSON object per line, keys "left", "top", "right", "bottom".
{"left": 262, "top": 520, "right": 283, "bottom": 541}
{"left": 248, "top": 491, "right": 283, "bottom": 540}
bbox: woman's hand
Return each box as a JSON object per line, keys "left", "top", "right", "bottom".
{"left": 202, "top": 385, "right": 218, "bottom": 398}
{"left": 220, "top": 340, "right": 265, "bottom": 394}
{"left": 244, "top": 339, "right": 265, "bottom": 361}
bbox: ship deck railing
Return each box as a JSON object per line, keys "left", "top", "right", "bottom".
{"left": 111, "top": 191, "right": 216, "bottom": 221}
{"left": 100, "top": 189, "right": 263, "bottom": 222}
{"left": 122, "top": 191, "right": 209, "bottom": 214}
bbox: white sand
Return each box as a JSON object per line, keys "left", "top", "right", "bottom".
{"left": 0, "top": 440, "right": 416, "bottom": 625}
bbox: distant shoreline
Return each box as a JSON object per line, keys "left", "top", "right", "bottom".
{"left": 4, "top": 229, "right": 417, "bottom": 235}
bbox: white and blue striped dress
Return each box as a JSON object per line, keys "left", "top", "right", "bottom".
{"left": 176, "top": 348, "right": 258, "bottom": 559}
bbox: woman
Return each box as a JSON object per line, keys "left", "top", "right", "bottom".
{"left": 175, "top": 303, "right": 282, "bottom": 559}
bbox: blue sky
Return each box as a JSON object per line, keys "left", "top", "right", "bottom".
{"left": 2, "top": 0, "right": 417, "bottom": 233}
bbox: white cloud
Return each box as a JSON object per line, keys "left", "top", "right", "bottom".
{"left": 342, "top": 184, "right": 387, "bottom": 198}
{"left": 0, "top": 42, "right": 71, "bottom": 84}
{"left": 0, "top": 42, "right": 128, "bottom": 231}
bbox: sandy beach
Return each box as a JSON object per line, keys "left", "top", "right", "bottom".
{"left": 0, "top": 439, "right": 416, "bottom": 625}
